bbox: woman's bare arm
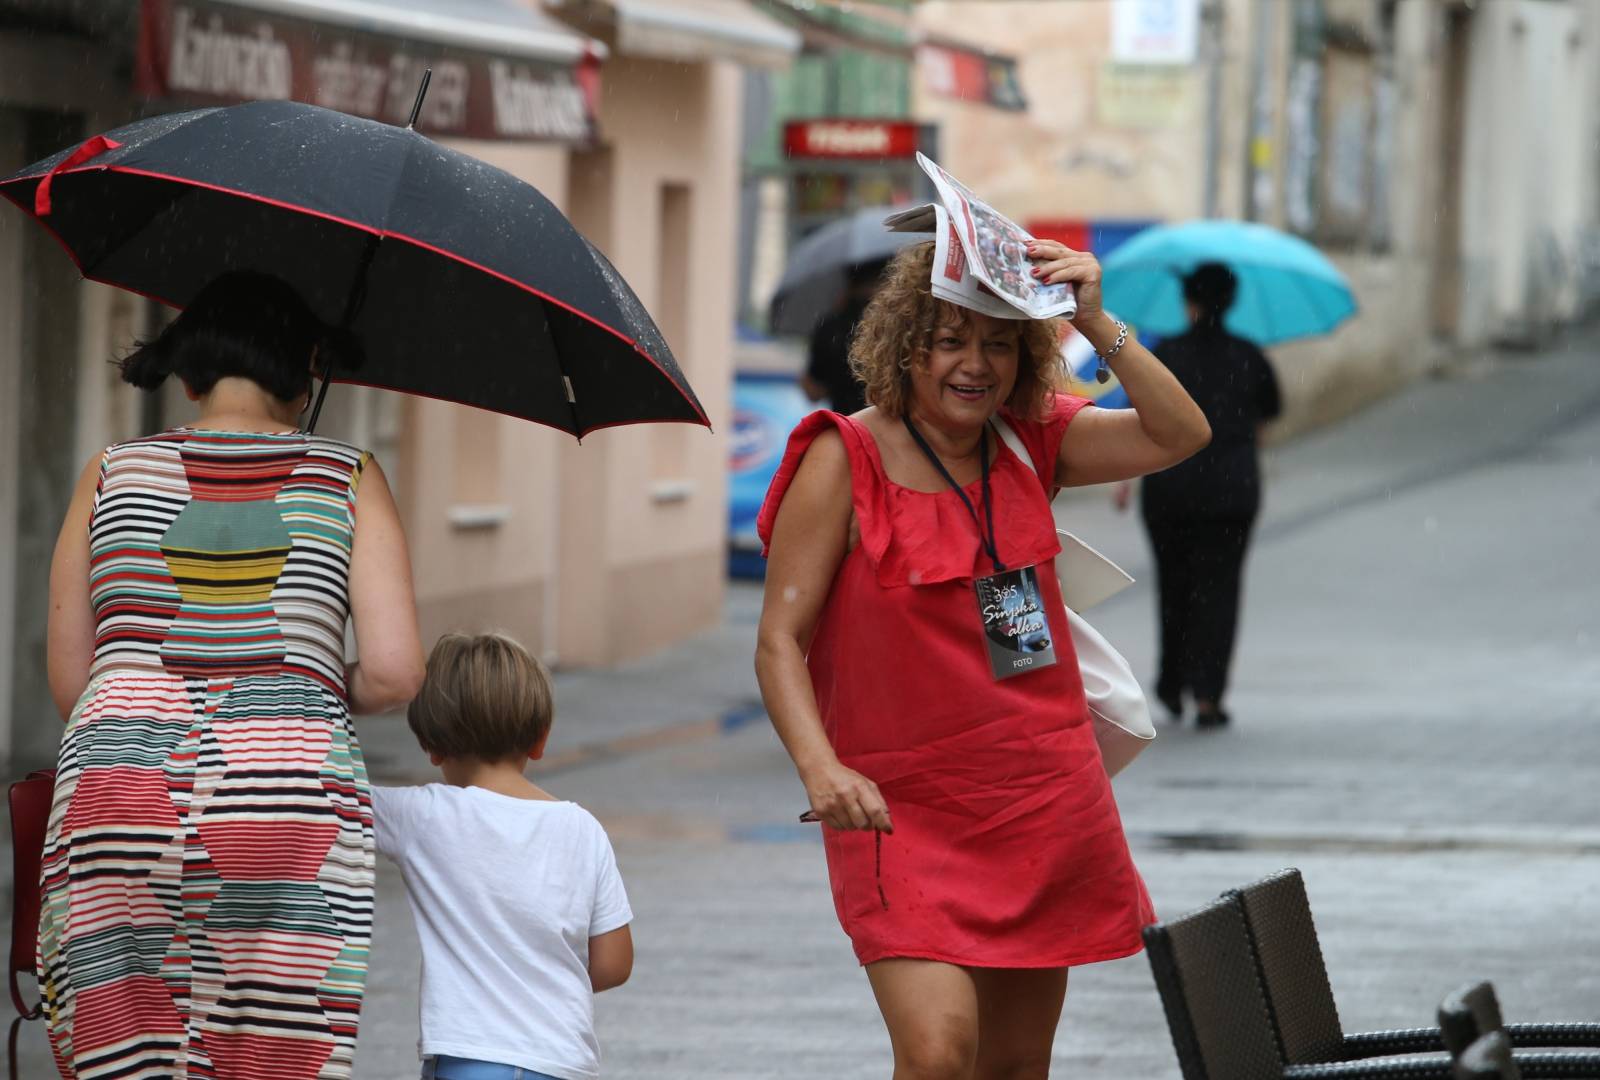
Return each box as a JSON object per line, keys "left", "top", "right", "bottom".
{"left": 346, "top": 459, "right": 425, "bottom": 714}
{"left": 754, "top": 430, "right": 892, "bottom": 833}
{"left": 1026, "top": 240, "right": 1211, "bottom": 487}
{"left": 46, "top": 454, "right": 104, "bottom": 720}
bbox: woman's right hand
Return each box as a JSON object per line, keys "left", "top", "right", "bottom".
{"left": 801, "top": 757, "right": 893, "bottom": 833}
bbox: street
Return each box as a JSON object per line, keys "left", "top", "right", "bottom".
{"left": 11, "top": 330, "right": 1600, "bottom": 1076}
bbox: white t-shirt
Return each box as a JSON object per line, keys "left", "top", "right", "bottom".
{"left": 372, "top": 785, "right": 632, "bottom": 1080}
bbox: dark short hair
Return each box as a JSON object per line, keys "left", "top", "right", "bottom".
{"left": 407, "top": 633, "right": 554, "bottom": 762}
{"left": 119, "top": 271, "right": 363, "bottom": 403}
{"left": 1182, "top": 262, "right": 1239, "bottom": 318}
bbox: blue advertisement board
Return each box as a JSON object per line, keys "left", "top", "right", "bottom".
{"left": 728, "top": 373, "right": 814, "bottom": 578}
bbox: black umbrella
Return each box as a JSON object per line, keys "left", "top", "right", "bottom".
{"left": 0, "top": 88, "right": 707, "bottom": 437}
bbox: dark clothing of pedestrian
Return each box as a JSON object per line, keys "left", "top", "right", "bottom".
{"left": 1141, "top": 325, "right": 1281, "bottom": 520}
{"left": 1143, "top": 516, "right": 1255, "bottom": 706}
{"left": 1140, "top": 323, "right": 1281, "bottom": 712}
{"left": 806, "top": 299, "right": 870, "bottom": 415}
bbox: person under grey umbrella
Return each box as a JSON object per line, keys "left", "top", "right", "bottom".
{"left": 1116, "top": 262, "right": 1281, "bottom": 728}
{"left": 799, "top": 260, "right": 884, "bottom": 416}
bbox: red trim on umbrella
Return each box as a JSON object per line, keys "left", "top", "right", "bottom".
{"left": 34, "top": 136, "right": 121, "bottom": 216}
{"left": 1, "top": 161, "right": 710, "bottom": 428}
{"left": 0, "top": 183, "right": 709, "bottom": 436}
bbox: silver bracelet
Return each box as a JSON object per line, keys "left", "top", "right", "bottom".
{"left": 1093, "top": 319, "right": 1128, "bottom": 384}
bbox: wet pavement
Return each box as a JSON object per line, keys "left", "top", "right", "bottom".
{"left": 9, "top": 328, "right": 1600, "bottom": 1076}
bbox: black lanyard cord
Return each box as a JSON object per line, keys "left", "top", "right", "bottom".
{"left": 903, "top": 416, "right": 1006, "bottom": 574}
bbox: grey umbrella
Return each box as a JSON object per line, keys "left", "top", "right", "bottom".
{"left": 767, "top": 205, "right": 924, "bottom": 336}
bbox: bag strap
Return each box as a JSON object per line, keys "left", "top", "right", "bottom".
{"left": 994, "top": 414, "right": 1058, "bottom": 500}
{"left": 992, "top": 414, "right": 1034, "bottom": 477}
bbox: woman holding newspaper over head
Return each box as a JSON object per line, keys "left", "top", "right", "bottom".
{"left": 754, "top": 156, "right": 1210, "bottom": 1079}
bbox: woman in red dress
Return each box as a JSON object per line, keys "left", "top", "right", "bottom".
{"left": 755, "top": 240, "right": 1211, "bottom": 1079}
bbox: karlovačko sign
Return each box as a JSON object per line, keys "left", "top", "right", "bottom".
{"left": 136, "top": 0, "right": 601, "bottom": 143}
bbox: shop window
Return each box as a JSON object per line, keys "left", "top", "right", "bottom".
{"left": 1284, "top": 0, "right": 1395, "bottom": 252}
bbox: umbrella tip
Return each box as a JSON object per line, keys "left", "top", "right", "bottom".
{"left": 406, "top": 68, "right": 433, "bottom": 131}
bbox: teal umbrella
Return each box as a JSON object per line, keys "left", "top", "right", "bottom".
{"left": 1101, "top": 220, "right": 1356, "bottom": 345}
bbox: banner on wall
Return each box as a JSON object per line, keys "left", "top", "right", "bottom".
{"left": 136, "top": 0, "right": 600, "bottom": 143}
{"left": 1111, "top": 0, "right": 1201, "bottom": 66}
{"left": 916, "top": 42, "right": 1026, "bottom": 112}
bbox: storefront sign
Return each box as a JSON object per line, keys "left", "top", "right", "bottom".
{"left": 1111, "top": 0, "right": 1201, "bottom": 65}
{"left": 136, "top": 0, "right": 599, "bottom": 143}
{"left": 783, "top": 119, "right": 920, "bottom": 160}
{"left": 1096, "top": 63, "right": 1194, "bottom": 129}
{"left": 916, "top": 43, "right": 1026, "bottom": 112}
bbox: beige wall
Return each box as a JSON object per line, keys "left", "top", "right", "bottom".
{"left": 561, "top": 56, "right": 739, "bottom": 666}
{"left": 398, "top": 142, "right": 570, "bottom": 660}
{"left": 1456, "top": 0, "right": 1594, "bottom": 347}
{"left": 915, "top": 2, "right": 1207, "bottom": 225}
{"left": 403, "top": 57, "right": 741, "bottom": 669}
{"left": 912, "top": 0, "right": 1478, "bottom": 437}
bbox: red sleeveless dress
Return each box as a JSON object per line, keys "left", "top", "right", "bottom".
{"left": 757, "top": 397, "right": 1154, "bottom": 968}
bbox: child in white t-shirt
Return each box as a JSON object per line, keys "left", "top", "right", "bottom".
{"left": 373, "top": 632, "right": 633, "bottom": 1080}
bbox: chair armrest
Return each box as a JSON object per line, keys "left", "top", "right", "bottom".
{"left": 1283, "top": 1055, "right": 1454, "bottom": 1079}
{"left": 1506, "top": 1023, "right": 1600, "bottom": 1049}
{"left": 1512, "top": 1050, "right": 1600, "bottom": 1078}
{"left": 1342, "top": 1029, "right": 1446, "bottom": 1057}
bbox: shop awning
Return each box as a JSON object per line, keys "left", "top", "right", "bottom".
{"left": 136, "top": 0, "right": 607, "bottom": 142}
{"left": 552, "top": 0, "right": 801, "bottom": 70}
{"left": 235, "top": 0, "right": 602, "bottom": 62}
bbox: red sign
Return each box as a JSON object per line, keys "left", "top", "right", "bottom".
{"left": 783, "top": 119, "right": 920, "bottom": 160}
{"left": 135, "top": 0, "right": 599, "bottom": 143}
{"left": 917, "top": 43, "right": 1027, "bottom": 112}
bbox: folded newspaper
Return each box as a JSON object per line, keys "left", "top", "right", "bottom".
{"left": 885, "top": 152, "right": 1077, "bottom": 322}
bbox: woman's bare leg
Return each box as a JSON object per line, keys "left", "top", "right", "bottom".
{"left": 866, "top": 959, "right": 981, "bottom": 1080}
{"left": 970, "top": 967, "right": 1070, "bottom": 1080}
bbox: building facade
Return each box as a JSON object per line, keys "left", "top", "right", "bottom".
{"left": 0, "top": 0, "right": 797, "bottom": 768}
{"left": 912, "top": 0, "right": 1600, "bottom": 433}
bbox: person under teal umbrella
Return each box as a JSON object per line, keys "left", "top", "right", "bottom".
{"left": 1114, "top": 262, "right": 1281, "bottom": 728}
{"left": 1100, "top": 218, "right": 1356, "bottom": 345}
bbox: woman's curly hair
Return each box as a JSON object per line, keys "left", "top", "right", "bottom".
{"left": 848, "top": 241, "right": 1067, "bottom": 421}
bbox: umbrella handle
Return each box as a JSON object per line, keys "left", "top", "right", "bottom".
{"left": 304, "top": 371, "right": 334, "bottom": 435}
{"left": 306, "top": 230, "right": 384, "bottom": 434}
{"left": 34, "top": 135, "right": 121, "bottom": 217}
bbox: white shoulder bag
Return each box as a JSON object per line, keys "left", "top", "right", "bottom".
{"left": 993, "top": 416, "right": 1155, "bottom": 776}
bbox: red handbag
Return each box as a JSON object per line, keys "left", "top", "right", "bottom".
{"left": 8, "top": 769, "right": 54, "bottom": 1075}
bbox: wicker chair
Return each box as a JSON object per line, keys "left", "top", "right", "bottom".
{"left": 1436, "top": 982, "right": 1600, "bottom": 1080}
{"left": 1228, "top": 870, "right": 1600, "bottom": 1066}
{"left": 1143, "top": 894, "right": 1455, "bottom": 1079}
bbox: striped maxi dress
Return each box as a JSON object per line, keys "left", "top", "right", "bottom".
{"left": 40, "top": 428, "right": 376, "bottom": 1079}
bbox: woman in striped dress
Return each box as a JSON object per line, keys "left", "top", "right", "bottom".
{"left": 43, "top": 273, "right": 425, "bottom": 1079}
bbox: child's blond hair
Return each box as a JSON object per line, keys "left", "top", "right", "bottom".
{"left": 407, "top": 632, "right": 553, "bottom": 761}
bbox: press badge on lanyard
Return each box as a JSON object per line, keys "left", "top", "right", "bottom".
{"left": 904, "top": 417, "right": 1058, "bottom": 681}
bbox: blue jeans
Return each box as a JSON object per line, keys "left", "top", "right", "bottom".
{"left": 422, "top": 1056, "right": 564, "bottom": 1080}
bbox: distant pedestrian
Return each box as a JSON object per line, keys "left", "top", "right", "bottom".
{"left": 1123, "top": 261, "right": 1282, "bottom": 728}
{"left": 373, "top": 633, "right": 633, "bottom": 1080}
{"left": 799, "top": 261, "right": 881, "bottom": 415}
{"left": 756, "top": 239, "right": 1210, "bottom": 1077}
